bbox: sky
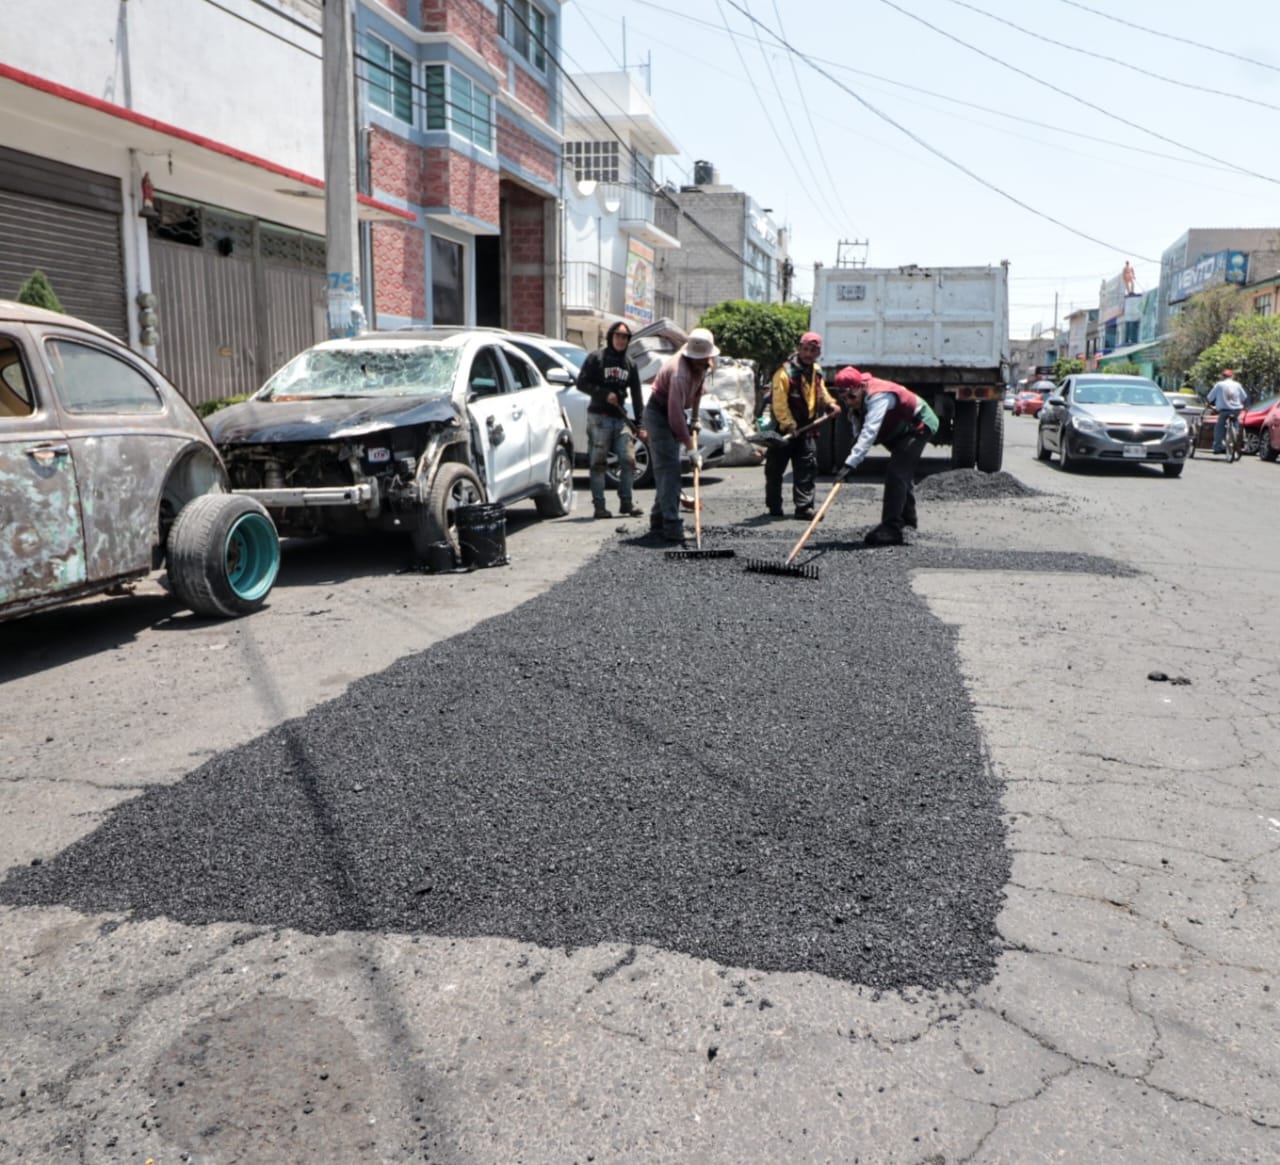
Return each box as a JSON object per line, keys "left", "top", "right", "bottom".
{"left": 559, "top": 0, "right": 1280, "bottom": 340}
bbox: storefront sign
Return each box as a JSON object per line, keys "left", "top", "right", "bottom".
{"left": 1169, "top": 250, "right": 1249, "bottom": 303}
{"left": 624, "top": 238, "right": 655, "bottom": 325}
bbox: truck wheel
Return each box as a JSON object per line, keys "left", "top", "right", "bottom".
{"left": 976, "top": 400, "right": 1004, "bottom": 472}
{"left": 535, "top": 444, "right": 575, "bottom": 517}
{"left": 950, "top": 400, "right": 978, "bottom": 469}
{"left": 413, "top": 462, "right": 484, "bottom": 559}
{"left": 167, "top": 493, "right": 280, "bottom": 617}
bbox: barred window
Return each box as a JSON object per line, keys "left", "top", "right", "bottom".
{"left": 425, "top": 65, "right": 493, "bottom": 151}
{"left": 366, "top": 34, "right": 413, "bottom": 124}
{"left": 564, "top": 141, "right": 620, "bottom": 184}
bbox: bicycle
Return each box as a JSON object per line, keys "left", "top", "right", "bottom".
{"left": 1224, "top": 413, "right": 1244, "bottom": 463}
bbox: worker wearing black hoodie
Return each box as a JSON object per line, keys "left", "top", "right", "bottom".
{"left": 576, "top": 320, "right": 647, "bottom": 519}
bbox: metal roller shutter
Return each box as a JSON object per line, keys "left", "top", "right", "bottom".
{"left": 0, "top": 147, "right": 127, "bottom": 340}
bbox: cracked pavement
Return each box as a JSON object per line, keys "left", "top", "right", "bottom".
{"left": 1, "top": 421, "right": 1276, "bottom": 1163}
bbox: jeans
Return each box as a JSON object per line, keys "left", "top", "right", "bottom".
{"left": 587, "top": 414, "right": 634, "bottom": 508}
{"left": 1213, "top": 409, "right": 1241, "bottom": 453}
{"left": 764, "top": 434, "right": 818, "bottom": 513}
{"left": 881, "top": 431, "right": 928, "bottom": 533}
{"left": 643, "top": 402, "right": 684, "bottom": 537}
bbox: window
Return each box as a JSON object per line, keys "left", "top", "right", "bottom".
{"left": 1255, "top": 292, "right": 1274, "bottom": 316}
{"left": 501, "top": 348, "right": 540, "bottom": 391}
{"left": 366, "top": 34, "right": 413, "bottom": 123}
{"left": 424, "top": 65, "right": 493, "bottom": 150}
{"left": 469, "top": 348, "right": 504, "bottom": 397}
{"left": 564, "top": 141, "right": 620, "bottom": 183}
{"left": 46, "top": 340, "right": 162, "bottom": 415}
{"left": 0, "top": 337, "right": 34, "bottom": 417}
{"left": 500, "top": 0, "right": 547, "bottom": 71}
{"left": 432, "top": 236, "right": 465, "bottom": 326}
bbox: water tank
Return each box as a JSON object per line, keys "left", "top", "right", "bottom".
{"left": 693, "top": 159, "right": 715, "bottom": 186}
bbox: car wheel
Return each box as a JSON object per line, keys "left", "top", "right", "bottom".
{"left": 1259, "top": 435, "right": 1279, "bottom": 462}
{"left": 535, "top": 444, "right": 575, "bottom": 517}
{"left": 415, "top": 462, "right": 484, "bottom": 559}
{"left": 1035, "top": 427, "right": 1052, "bottom": 462}
{"left": 167, "top": 493, "right": 280, "bottom": 617}
{"left": 607, "top": 437, "right": 653, "bottom": 490}
{"left": 1162, "top": 462, "right": 1184, "bottom": 477}
{"left": 1243, "top": 430, "right": 1261, "bottom": 457}
{"left": 1059, "top": 438, "right": 1076, "bottom": 472}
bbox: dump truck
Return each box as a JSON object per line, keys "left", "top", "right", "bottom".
{"left": 809, "top": 262, "right": 1010, "bottom": 472}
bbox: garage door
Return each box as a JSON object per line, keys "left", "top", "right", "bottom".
{"left": 0, "top": 146, "right": 127, "bottom": 340}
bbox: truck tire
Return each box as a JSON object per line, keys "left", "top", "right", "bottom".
{"left": 976, "top": 399, "right": 1004, "bottom": 472}
{"left": 413, "top": 462, "right": 484, "bottom": 560}
{"left": 950, "top": 400, "right": 978, "bottom": 469}
{"left": 167, "top": 493, "right": 280, "bottom": 617}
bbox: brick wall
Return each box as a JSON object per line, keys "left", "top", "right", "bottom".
{"left": 512, "top": 67, "right": 549, "bottom": 121}
{"left": 496, "top": 116, "right": 557, "bottom": 186}
{"left": 369, "top": 127, "right": 499, "bottom": 227}
{"left": 374, "top": 0, "right": 409, "bottom": 18}
{"left": 372, "top": 221, "right": 426, "bottom": 320}
{"left": 420, "top": 0, "right": 506, "bottom": 73}
{"left": 505, "top": 183, "right": 547, "bottom": 333}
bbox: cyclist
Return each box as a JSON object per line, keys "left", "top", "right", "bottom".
{"left": 1206, "top": 369, "right": 1247, "bottom": 456}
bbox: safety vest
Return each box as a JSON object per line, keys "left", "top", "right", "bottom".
{"left": 869, "top": 379, "right": 936, "bottom": 444}
{"left": 783, "top": 360, "right": 825, "bottom": 427}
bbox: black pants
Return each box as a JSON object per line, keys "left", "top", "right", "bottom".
{"left": 881, "top": 431, "right": 927, "bottom": 532}
{"left": 764, "top": 434, "right": 818, "bottom": 512}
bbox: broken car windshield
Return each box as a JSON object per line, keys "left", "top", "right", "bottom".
{"left": 261, "top": 346, "right": 460, "bottom": 400}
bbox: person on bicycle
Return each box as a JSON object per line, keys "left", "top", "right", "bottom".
{"left": 1207, "top": 369, "right": 1247, "bottom": 455}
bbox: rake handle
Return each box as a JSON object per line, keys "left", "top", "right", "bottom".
{"left": 784, "top": 481, "right": 843, "bottom": 566}
{"left": 693, "top": 458, "right": 702, "bottom": 550}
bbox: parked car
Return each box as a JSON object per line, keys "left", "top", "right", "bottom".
{"left": 1035, "top": 373, "right": 1190, "bottom": 476}
{"left": 0, "top": 300, "right": 280, "bottom": 622}
{"left": 206, "top": 329, "right": 574, "bottom": 560}
{"left": 1003, "top": 386, "right": 1017, "bottom": 412}
{"left": 507, "top": 328, "right": 729, "bottom": 490}
{"left": 1241, "top": 393, "right": 1280, "bottom": 456}
{"left": 1254, "top": 397, "right": 1280, "bottom": 462}
{"left": 1013, "top": 390, "right": 1046, "bottom": 417}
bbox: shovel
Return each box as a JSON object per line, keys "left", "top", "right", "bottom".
{"left": 744, "top": 479, "right": 844, "bottom": 580}
{"left": 747, "top": 410, "right": 839, "bottom": 448}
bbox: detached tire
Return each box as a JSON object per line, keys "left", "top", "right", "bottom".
{"left": 950, "top": 400, "right": 978, "bottom": 469}
{"left": 535, "top": 444, "right": 575, "bottom": 517}
{"left": 976, "top": 399, "right": 1004, "bottom": 472}
{"left": 414, "top": 462, "right": 484, "bottom": 559}
{"left": 168, "top": 494, "right": 280, "bottom": 617}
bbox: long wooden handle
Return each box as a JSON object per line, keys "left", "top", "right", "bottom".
{"left": 693, "top": 460, "right": 703, "bottom": 549}
{"left": 784, "top": 481, "right": 842, "bottom": 566}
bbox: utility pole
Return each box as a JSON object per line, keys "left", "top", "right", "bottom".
{"left": 323, "top": 0, "right": 364, "bottom": 338}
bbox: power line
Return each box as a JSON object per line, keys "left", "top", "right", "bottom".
{"left": 939, "top": 0, "right": 1280, "bottom": 113}
{"left": 719, "top": 0, "right": 1157, "bottom": 262}
{"left": 875, "top": 0, "right": 1280, "bottom": 186}
{"left": 1051, "top": 0, "right": 1280, "bottom": 74}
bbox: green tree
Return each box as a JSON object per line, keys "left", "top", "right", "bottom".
{"left": 698, "top": 300, "right": 809, "bottom": 385}
{"left": 16, "top": 269, "right": 64, "bottom": 313}
{"left": 1102, "top": 360, "right": 1142, "bottom": 377}
{"left": 1053, "top": 357, "right": 1086, "bottom": 380}
{"left": 1190, "top": 313, "right": 1280, "bottom": 399}
{"left": 1161, "top": 284, "right": 1245, "bottom": 387}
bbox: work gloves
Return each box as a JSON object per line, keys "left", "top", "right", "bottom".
{"left": 834, "top": 463, "right": 854, "bottom": 483}
{"left": 689, "top": 449, "right": 704, "bottom": 470}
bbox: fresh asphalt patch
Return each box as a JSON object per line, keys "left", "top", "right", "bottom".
{"left": 1, "top": 512, "right": 1128, "bottom": 991}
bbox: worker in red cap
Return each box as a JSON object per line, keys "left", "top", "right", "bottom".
{"left": 764, "top": 331, "right": 840, "bottom": 519}
{"left": 832, "top": 366, "right": 939, "bottom": 545}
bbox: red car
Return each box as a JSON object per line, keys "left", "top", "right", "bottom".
{"left": 1013, "top": 389, "right": 1048, "bottom": 417}
{"left": 1257, "top": 398, "right": 1280, "bottom": 461}
{"left": 1243, "top": 393, "right": 1280, "bottom": 456}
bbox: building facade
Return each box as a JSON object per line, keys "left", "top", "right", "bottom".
{"left": 0, "top": 0, "right": 564, "bottom": 404}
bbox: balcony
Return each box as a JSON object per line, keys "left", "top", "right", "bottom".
{"left": 565, "top": 261, "right": 626, "bottom": 315}
{"left": 599, "top": 182, "right": 681, "bottom": 250}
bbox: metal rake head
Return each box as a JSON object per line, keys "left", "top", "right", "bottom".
{"left": 665, "top": 548, "right": 737, "bottom": 561}
{"left": 743, "top": 557, "right": 820, "bottom": 580}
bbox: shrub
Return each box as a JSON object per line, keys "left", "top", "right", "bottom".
{"left": 16, "top": 270, "right": 65, "bottom": 313}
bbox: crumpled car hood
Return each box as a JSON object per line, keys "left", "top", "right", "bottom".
{"left": 207, "top": 395, "right": 461, "bottom": 444}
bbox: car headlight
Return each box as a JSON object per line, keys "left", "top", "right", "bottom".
{"left": 1167, "top": 417, "right": 1188, "bottom": 437}
{"left": 1071, "top": 415, "right": 1105, "bottom": 434}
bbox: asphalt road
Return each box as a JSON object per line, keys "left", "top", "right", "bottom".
{"left": 1, "top": 418, "right": 1277, "bottom": 1163}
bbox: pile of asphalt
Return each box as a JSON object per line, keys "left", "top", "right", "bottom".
{"left": 1, "top": 510, "right": 1120, "bottom": 990}
{"left": 915, "top": 468, "right": 1041, "bottom": 500}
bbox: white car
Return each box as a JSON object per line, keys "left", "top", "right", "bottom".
{"left": 507, "top": 329, "right": 729, "bottom": 489}
{"left": 207, "top": 329, "right": 575, "bottom": 560}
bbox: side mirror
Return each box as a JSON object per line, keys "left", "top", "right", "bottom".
{"left": 545, "top": 367, "right": 575, "bottom": 386}
{"left": 1047, "top": 395, "right": 1066, "bottom": 407}
{"left": 1170, "top": 398, "right": 1186, "bottom": 410}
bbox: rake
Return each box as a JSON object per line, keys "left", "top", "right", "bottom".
{"left": 744, "top": 480, "right": 844, "bottom": 580}
{"left": 665, "top": 460, "right": 736, "bottom": 561}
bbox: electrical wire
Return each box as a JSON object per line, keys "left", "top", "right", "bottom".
{"left": 1051, "top": 0, "right": 1280, "bottom": 74}
{"left": 874, "top": 0, "right": 1280, "bottom": 186}
{"left": 720, "top": 0, "right": 1157, "bottom": 261}
{"left": 939, "top": 0, "right": 1280, "bottom": 113}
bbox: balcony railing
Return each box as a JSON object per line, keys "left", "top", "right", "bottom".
{"left": 564, "top": 261, "right": 626, "bottom": 315}
{"left": 596, "top": 182, "right": 680, "bottom": 246}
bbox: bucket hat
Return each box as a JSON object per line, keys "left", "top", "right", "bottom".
{"left": 681, "top": 328, "right": 720, "bottom": 360}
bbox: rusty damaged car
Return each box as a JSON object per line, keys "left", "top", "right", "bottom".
{"left": 1, "top": 300, "right": 280, "bottom": 623}
{"left": 204, "top": 330, "right": 575, "bottom": 560}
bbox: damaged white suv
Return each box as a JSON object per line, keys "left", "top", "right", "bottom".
{"left": 206, "top": 330, "right": 575, "bottom": 560}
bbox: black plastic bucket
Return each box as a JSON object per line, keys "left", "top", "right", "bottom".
{"left": 422, "top": 541, "right": 461, "bottom": 574}
{"left": 456, "top": 503, "right": 509, "bottom": 568}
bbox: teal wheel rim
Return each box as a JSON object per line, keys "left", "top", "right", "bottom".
{"left": 224, "top": 512, "right": 280, "bottom": 602}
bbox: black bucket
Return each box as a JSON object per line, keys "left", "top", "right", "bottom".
{"left": 422, "top": 541, "right": 462, "bottom": 574}
{"left": 456, "top": 503, "right": 509, "bottom": 569}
